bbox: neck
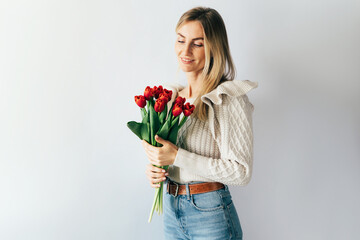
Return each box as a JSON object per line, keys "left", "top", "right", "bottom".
{"left": 184, "top": 70, "right": 203, "bottom": 98}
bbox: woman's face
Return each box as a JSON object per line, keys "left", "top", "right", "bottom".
{"left": 175, "top": 21, "right": 206, "bottom": 74}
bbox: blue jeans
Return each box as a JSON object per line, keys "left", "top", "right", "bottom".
{"left": 163, "top": 179, "right": 243, "bottom": 240}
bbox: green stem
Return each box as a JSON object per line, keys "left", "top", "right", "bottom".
{"left": 148, "top": 167, "right": 168, "bottom": 222}
{"left": 152, "top": 135, "right": 156, "bottom": 146}
{"left": 146, "top": 100, "right": 150, "bottom": 116}
{"left": 141, "top": 107, "right": 147, "bottom": 119}
{"left": 148, "top": 187, "right": 160, "bottom": 223}
{"left": 171, "top": 115, "right": 179, "bottom": 128}
{"left": 160, "top": 183, "right": 163, "bottom": 214}
{"left": 156, "top": 187, "right": 160, "bottom": 213}
{"left": 178, "top": 116, "right": 187, "bottom": 129}
{"left": 159, "top": 187, "right": 162, "bottom": 214}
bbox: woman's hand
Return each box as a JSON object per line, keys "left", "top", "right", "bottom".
{"left": 142, "top": 135, "right": 178, "bottom": 166}
{"left": 145, "top": 163, "right": 168, "bottom": 188}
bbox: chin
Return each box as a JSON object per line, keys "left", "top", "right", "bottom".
{"left": 180, "top": 66, "right": 192, "bottom": 72}
{"left": 178, "top": 64, "right": 194, "bottom": 72}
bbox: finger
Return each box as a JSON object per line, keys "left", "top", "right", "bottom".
{"left": 152, "top": 176, "right": 166, "bottom": 184}
{"left": 145, "top": 169, "right": 165, "bottom": 179}
{"left": 147, "top": 167, "right": 166, "bottom": 182}
{"left": 145, "top": 171, "right": 162, "bottom": 187}
{"left": 146, "top": 166, "right": 166, "bottom": 179}
{"left": 143, "top": 149, "right": 158, "bottom": 163}
{"left": 146, "top": 163, "right": 159, "bottom": 172}
{"left": 145, "top": 166, "right": 167, "bottom": 180}
{"left": 155, "top": 135, "right": 165, "bottom": 144}
{"left": 148, "top": 158, "right": 161, "bottom": 166}
{"left": 147, "top": 154, "right": 161, "bottom": 165}
{"left": 149, "top": 164, "right": 165, "bottom": 173}
{"left": 147, "top": 148, "right": 158, "bottom": 159}
{"left": 142, "top": 140, "right": 151, "bottom": 150}
{"left": 147, "top": 175, "right": 165, "bottom": 187}
{"left": 142, "top": 139, "right": 151, "bottom": 146}
{"left": 155, "top": 135, "right": 175, "bottom": 148}
{"left": 150, "top": 171, "right": 165, "bottom": 178}
{"left": 143, "top": 140, "right": 155, "bottom": 151}
{"left": 150, "top": 182, "right": 161, "bottom": 188}
{"left": 150, "top": 159, "right": 166, "bottom": 167}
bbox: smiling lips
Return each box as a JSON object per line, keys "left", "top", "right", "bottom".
{"left": 181, "top": 57, "right": 194, "bottom": 64}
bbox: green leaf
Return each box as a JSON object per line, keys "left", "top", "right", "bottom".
{"left": 159, "top": 104, "right": 167, "bottom": 125}
{"left": 171, "top": 115, "right": 180, "bottom": 128}
{"left": 168, "top": 117, "right": 179, "bottom": 145}
{"left": 149, "top": 101, "right": 160, "bottom": 145}
{"left": 127, "top": 121, "right": 150, "bottom": 143}
{"left": 155, "top": 119, "right": 171, "bottom": 147}
{"left": 141, "top": 108, "right": 147, "bottom": 119}
{"left": 142, "top": 122, "right": 150, "bottom": 143}
{"left": 127, "top": 121, "right": 143, "bottom": 140}
{"left": 157, "top": 118, "right": 171, "bottom": 138}
{"left": 178, "top": 116, "right": 188, "bottom": 129}
{"left": 142, "top": 108, "right": 149, "bottom": 124}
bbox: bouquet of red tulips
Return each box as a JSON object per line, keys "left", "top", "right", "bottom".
{"left": 127, "top": 85, "right": 195, "bottom": 223}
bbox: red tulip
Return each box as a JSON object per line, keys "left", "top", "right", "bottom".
{"left": 175, "top": 96, "right": 186, "bottom": 105}
{"left": 151, "top": 86, "right": 158, "bottom": 98}
{"left": 172, "top": 103, "right": 183, "bottom": 117}
{"left": 152, "top": 85, "right": 163, "bottom": 99}
{"left": 156, "top": 85, "right": 163, "bottom": 97}
{"left": 183, "top": 102, "right": 195, "bottom": 116}
{"left": 144, "top": 86, "right": 152, "bottom": 100}
{"left": 134, "top": 95, "right": 146, "bottom": 108}
{"left": 154, "top": 99, "right": 166, "bottom": 112}
{"left": 158, "top": 93, "right": 169, "bottom": 103}
{"left": 163, "top": 89, "right": 173, "bottom": 100}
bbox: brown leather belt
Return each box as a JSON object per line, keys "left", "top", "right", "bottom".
{"left": 166, "top": 179, "right": 225, "bottom": 197}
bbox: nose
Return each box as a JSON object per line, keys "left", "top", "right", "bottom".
{"left": 183, "top": 42, "right": 192, "bottom": 57}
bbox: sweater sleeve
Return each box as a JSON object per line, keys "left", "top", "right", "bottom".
{"left": 172, "top": 95, "right": 255, "bottom": 186}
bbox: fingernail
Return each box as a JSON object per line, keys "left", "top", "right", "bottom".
{"left": 165, "top": 173, "right": 169, "bottom": 176}
{"left": 162, "top": 170, "right": 165, "bottom": 172}
{"left": 162, "top": 177, "right": 166, "bottom": 180}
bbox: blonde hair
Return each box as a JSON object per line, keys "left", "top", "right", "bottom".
{"left": 175, "top": 6, "right": 236, "bottom": 121}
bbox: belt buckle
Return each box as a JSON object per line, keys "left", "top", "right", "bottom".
{"left": 169, "top": 181, "right": 179, "bottom": 197}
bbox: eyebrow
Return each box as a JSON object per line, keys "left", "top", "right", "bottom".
{"left": 177, "top": 33, "right": 204, "bottom": 40}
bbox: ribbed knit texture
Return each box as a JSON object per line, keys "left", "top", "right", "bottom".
{"left": 163, "top": 80, "right": 258, "bottom": 186}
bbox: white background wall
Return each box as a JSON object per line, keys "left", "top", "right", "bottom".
{"left": 1, "top": 0, "right": 359, "bottom": 239}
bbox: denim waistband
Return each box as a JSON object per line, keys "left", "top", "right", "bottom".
{"left": 165, "top": 178, "right": 229, "bottom": 200}
{"left": 166, "top": 178, "right": 207, "bottom": 185}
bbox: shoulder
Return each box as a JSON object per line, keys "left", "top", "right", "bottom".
{"left": 201, "top": 80, "right": 258, "bottom": 110}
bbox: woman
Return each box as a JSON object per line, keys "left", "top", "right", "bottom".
{"left": 142, "top": 6, "right": 258, "bottom": 240}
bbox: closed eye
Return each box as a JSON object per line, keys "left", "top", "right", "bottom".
{"left": 177, "top": 41, "right": 203, "bottom": 47}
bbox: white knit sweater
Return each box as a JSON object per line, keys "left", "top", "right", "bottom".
{"left": 163, "top": 80, "right": 258, "bottom": 186}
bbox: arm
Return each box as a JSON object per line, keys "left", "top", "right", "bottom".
{"left": 172, "top": 95, "right": 255, "bottom": 186}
